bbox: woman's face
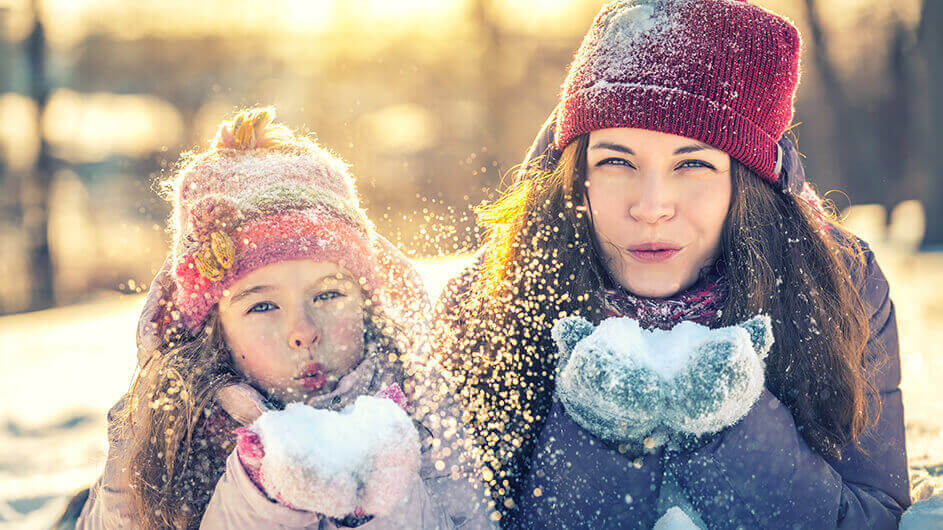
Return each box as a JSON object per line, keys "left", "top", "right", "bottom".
{"left": 217, "top": 259, "right": 366, "bottom": 404}
{"left": 584, "top": 128, "right": 732, "bottom": 297}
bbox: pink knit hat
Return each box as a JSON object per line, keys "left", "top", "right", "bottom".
{"left": 168, "top": 108, "right": 378, "bottom": 331}
{"left": 555, "top": 0, "right": 802, "bottom": 185}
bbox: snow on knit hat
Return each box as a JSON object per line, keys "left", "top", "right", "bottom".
{"left": 555, "top": 0, "right": 802, "bottom": 185}
{"left": 168, "top": 108, "right": 378, "bottom": 331}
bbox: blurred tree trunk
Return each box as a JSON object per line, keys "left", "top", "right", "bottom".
{"left": 23, "top": 0, "right": 55, "bottom": 310}
{"left": 801, "top": 0, "right": 884, "bottom": 209}
{"left": 877, "top": 19, "right": 920, "bottom": 208}
{"left": 470, "top": 0, "right": 505, "bottom": 192}
{"left": 919, "top": 0, "right": 943, "bottom": 247}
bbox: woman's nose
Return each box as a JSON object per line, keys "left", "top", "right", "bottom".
{"left": 288, "top": 316, "right": 320, "bottom": 351}
{"left": 629, "top": 174, "right": 674, "bottom": 224}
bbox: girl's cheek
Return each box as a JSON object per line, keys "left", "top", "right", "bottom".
{"left": 234, "top": 334, "right": 288, "bottom": 384}
{"left": 329, "top": 323, "right": 363, "bottom": 359}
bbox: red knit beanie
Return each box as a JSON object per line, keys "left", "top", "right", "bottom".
{"left": 555, "top": 0, "right": 802, "bottom": 184}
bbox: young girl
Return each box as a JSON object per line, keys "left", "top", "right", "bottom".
{"left": 435, "top": 1, "right": 910, "bottom": 528}
{"left": 76, "top": 108, "right": 493, "bottom": 529}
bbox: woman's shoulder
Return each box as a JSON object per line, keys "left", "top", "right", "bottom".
{"left": 827, "top": 225, "right": 900, "bottom": 392}
{"left": 825, "top": 224, "right": 890, "bottom": 313}
{"left": 433, "top": 248, "right": 486, "bottom": 315}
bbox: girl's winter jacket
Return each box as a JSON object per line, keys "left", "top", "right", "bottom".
{"left": 77, "top": 237, "right": 496, "bottom": 529}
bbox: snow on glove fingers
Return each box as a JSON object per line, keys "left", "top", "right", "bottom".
{"left": 553, "top": 316, "right": 665, "bottom": 445}
{"left": 664, "top": 315, "right": 773, "bottom": 438}
{"left": 360, "top": 383, "right": 420, "bottom": 516}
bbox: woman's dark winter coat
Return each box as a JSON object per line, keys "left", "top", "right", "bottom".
{"left": 432, "top": 115, "right": 910, "bottom": 529}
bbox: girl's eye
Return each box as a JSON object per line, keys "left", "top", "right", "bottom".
{"left": 596, "top": 157, "right": 635, "bottom": 169}
{"left": 247, "top": 302, "right": 277, "bottom": 314}
{"left": 677, "top": 159, "right": 715, "bottom": 170}
{"left": 314, "top": 290, "right": 344, "bottom": 302}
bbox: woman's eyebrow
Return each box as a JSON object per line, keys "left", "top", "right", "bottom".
{"left": 590, "top": 142, "right": 634, "bottom": 155}
{"left": 589, "top": 141, "right": 715, "bottom": 155}
{"left": 673, "top": 142, "right": 714, "bottom": 155}
{"left": 229, "top": 285, "right": 272, "bottom": 304}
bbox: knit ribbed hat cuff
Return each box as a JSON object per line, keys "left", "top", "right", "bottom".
{"left": 175, "top": 212, "right": 377, "bottom": 332}
{"left": 555, "top": 83, "right": 782, "bottom": 184}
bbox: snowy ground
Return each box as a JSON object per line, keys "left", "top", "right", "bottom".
{"left": 0, "top": 252, "right": 940, "bottom": 528}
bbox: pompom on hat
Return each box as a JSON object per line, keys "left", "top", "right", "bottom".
{"left": 167, "top": 108, "right": 380, "bottom": 332}
{"left": 555, "top": 0, "right": 803, "bottom": 186}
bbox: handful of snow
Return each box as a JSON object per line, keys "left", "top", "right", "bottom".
{"left": 251, "top": 396, "right": 420, "bottom": 518}
{"left": 552, "top": 314, "right": 773, "bottom": 449}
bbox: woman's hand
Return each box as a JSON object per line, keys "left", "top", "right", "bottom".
{"left": 663, "top": 315, "right": 773, "bottom": 440}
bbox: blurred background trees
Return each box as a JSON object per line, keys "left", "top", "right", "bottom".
{"left": 0, "top": 0, "right": 937, "bottom": 314}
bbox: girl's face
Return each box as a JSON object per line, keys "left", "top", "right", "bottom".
{"left": 584, "top": 128, "right": 732, "bottom": 298}
{"left": 218, "top": 259, "right": 366, "bottom": 404}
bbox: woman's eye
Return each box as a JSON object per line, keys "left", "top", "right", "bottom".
{"left": 314, "top": 290, "right": 344, "bottom": 302}
{"left": 677, "top": 159, "right": 715, "bottom": 170}
{"left": 247, "top": 302, "right": 277, "bottom": 314}
{"left": 596, "top": 157, "right": 635, "bottom": 169}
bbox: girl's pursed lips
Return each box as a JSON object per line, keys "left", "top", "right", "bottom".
{"left": 294, "top": 362, "right": 327, "bottom": 390}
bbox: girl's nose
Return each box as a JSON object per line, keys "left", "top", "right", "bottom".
{"left": 629, "top": 174, "right": 674, "bottom": 224}
{"left": 288, "top": 317, "right": 320, "bottom": 351}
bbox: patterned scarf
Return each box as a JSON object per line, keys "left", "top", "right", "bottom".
{"left": 599, "top": 265, "right": 729, "bottom": 330}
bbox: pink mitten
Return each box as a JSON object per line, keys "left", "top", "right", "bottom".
{"left": 359, "top": 384, "right": 419, "bottom": 516}
{"left": 233, "top": 427, "right": 270, "bottom": 497}
{"left": 234, "top": 392, "right": 420, "bottom": 519}
{"left": 375, "top": 383, "right": 408, "bottom": 411}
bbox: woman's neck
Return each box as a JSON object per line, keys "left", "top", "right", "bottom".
{"left": 599, "top": 262, "right": 728, "bottom": 329}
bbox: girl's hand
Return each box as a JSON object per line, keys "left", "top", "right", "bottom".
{"left": 217, "top": 384, "right": 271, "bottom": 426}
{"left": 235, "top": 385, "right": 419, "bottom": 518}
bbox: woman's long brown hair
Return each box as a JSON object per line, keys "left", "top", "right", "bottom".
{"left": 436, "top": 134, "right": 879, "bottom": 523}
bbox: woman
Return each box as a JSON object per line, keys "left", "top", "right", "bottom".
{"left": 433, "top": 1, "right": 909, "bottom": 528}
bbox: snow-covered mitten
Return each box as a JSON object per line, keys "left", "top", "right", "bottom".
{"left": 900, "top": 494, "right": 943, "bottom": 530}
{"left": 235, "top": 389, "right": 420, "bottom": 518}
{"left": 552, "top": 316, "right": 665, "bottom": 446}
{"left": 663, "top": 315, "right": 773, "bottom": 440}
